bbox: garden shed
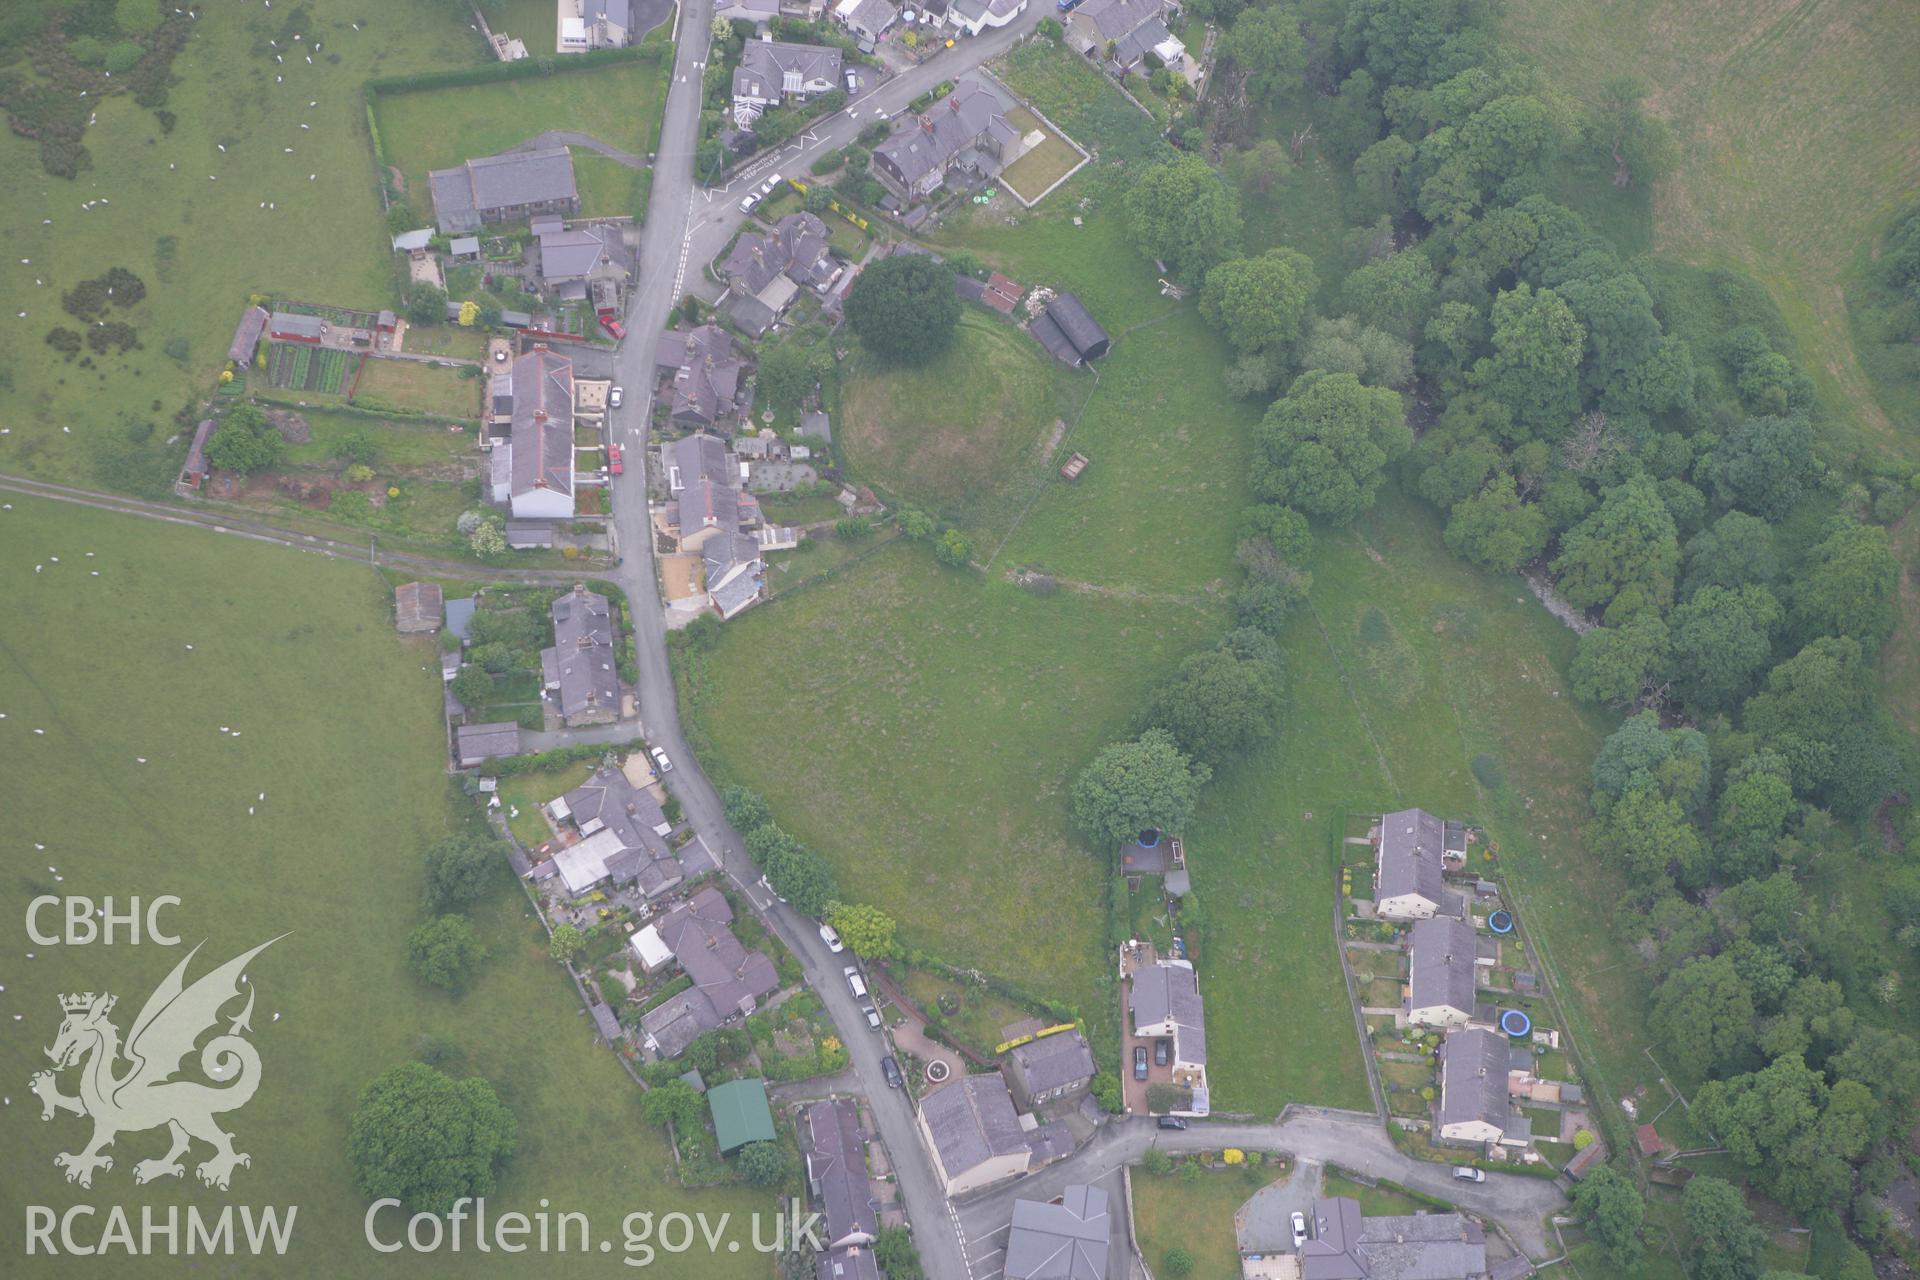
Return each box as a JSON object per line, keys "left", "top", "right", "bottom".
{"left": 708, "top": 1078, "right": 775, "bottom": 1153}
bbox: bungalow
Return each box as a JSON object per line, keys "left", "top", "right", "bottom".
{"left": 947, "top": 0, "right": 1026, "bottom": 36}
{"left": 731, "top": 39, "right": 844, "bottom": 126}
{"left": 720, "top": 211, "right": 843, "bottom": 319}
{"left": 559, "top": 0, "right": 633, "bottom": 51}
{"left": 428, "top": 147, "right": 579, "bottom": 234}
{"left": 489, "top": 346, "right": 577, "bottom": 519}
{"left": 394, "top": 581, "right": 444, "bottom": 633}
{"left": 655, "top": 325, "right": 752, "bottom": 430}
{"left": 228, "top": 305, "right": 268, "bottom": 365}
{"left": 1066, "top": 0, "right": 1187, "bottom": 79}
{"left": 1301, "top": 1196, "right": 1488, "bottom": 1280}
{"left": 539, "top": 584, "right": 619, "bottom": 727}
{"left": 871, "top": 79, "right": 1026, "bottom": 203}
{"left": 1437, "top": 1027, "right": 1523, "bottom": 1147}
{"left": 1028, "top": 293, "right": 1110, "bottom": 365}
{"left": 833, "top": 0, "right": 898, "bottom": 42}
{"left": 917, "top": 1074, "right": 1031, "bottom": 1196}
{"left": 1128, "top": 960, "right": 1206, "bottom": 1090}
{"left": 535, "top": 221, "right": 631, "bottom": 298}
{"left": 1375, "top": 807, "right": 1464, "bottom": 921}
{"left": 1407, "top": 914, "right": 1480, "bottom": 1029}
{"left": 454, "top": 722, "right": 522, "bottom": 768}
{"left": 801, "top": 1098, "right": 879, "bottom": 1250}
{"left": 1002, "top": 1029, "right": 1097, "bottom": 1111}
{"left": 1005, "top": 1184, "right": 1109, "bottom": 1280}
{"left": 661, "top": 432, "right": 775, "bottom": 620}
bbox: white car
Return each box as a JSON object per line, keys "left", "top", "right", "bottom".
{"left": 609, "top": 385, "right": 624, "bottom": 408}
{"left": 739, "top": 191, "right": 760, "bottom": 214}
{"left": 820, "top": 924, "right": 845, "bottom": 953}
{"left": 761, "top": 172, "right": 783, "bottom": 196}
{"left": 650, "top": 746, "right": 672, "bottom": 773}
{"left": 1291, "top": 1212, "right": 1308, "bottom": 1250}
{"left": 862, "top": 1006, "right": 882, "bottom": 1029}
{"left": 1452, "top": 1166, "right": 1486, "bottom": 1183}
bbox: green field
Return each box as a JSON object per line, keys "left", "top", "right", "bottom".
{"left": 375, "top": 63, "right": 666, "bottom": 219}
{"left": 839, "top": 311, "right": 1088, "bottom": 530}
{"left": 0, "top": 498, "right": 768, "bottom": 1276}
{"left": 0, "top": 5, "right": 478, "bottom": 495}
{"left": 354, "top": 357, "right": 482, "bottom": 420}
{"left": 1133, "top": 1162, "right": 1288, "bottom": 1280}
{"left": 573, "top": 152, "right": 650, "bottom": 220}
{"left": 679, "top": 541, "right": 1223, "bottom": 1043}
{"left": 1503, "top": 0, "right": 1920, "bottom": 458}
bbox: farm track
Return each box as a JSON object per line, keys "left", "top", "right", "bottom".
{"left": 0, "top": 472, "right": 580, "bottom": 584}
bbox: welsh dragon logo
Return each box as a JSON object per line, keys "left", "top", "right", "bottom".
{"left": 29, "top": 936, "right": 284, "bottom": 1191}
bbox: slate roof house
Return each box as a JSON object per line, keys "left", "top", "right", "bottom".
{"left": 1128, "top": 960, "right": 1206, "bottom": 1089}
{"left": 662, "top": 432, "right": 776, "bottom": 620}
{"left": 535, "top": 221, "right": 631, "bottom": 298}
{"left": 1301, "top": 1196, "right": 1489, "bottom": 1280}
{"left": 655, "top": 325, "right": 752, "bottom": 429}
{"left": 1005, "top": 1184, "right": 1110, "bottom": 1280}
{"left": 872, "top": 80, "right": 1026, "bottom": 203}
{"left": 948, "top": 0, "right": 1028, "bottom": 36}
{"left": 548, "top": 763, "right": 686, "bottom": 899}
{"left": 454, "top": 722, "right": 523, "bottom": 768}
{"left": 640, "top": 987, "right": 726, "bottom": 1060}
{"left": 647, "top": 885, "right": 779, "bottom": 1034}
{"left": 488, "top": 346, "right": 577, "bottom": 519}
{"left": 720, "top": 211, "right": 843, "bottom": 319}
{"left": 833, "top": 0, "right": 899, "bottom": 42}
{"left": 732, "top": 39, "right": 844, "bottom": 126}
{"left": 1375, "top": 808, "right": 1465, "bottom": 921}
{"left": 1437, "top": 1027, "right": 1522, "bottom": 1147}
{"left": 1003, "top": 1029, "right": 1098, "bottom": 1110}
{"left": 801, "top": 1098, "right": 879, "bottom": 1250}
{"left": 559, "top": 0, "right": 633, "bottom": 50}
{"left": 1029, "top": 293, "right": 1110, "bottom": 366}
{"left": 539, "top": 585, "right": 619, "bottom": 726}
{"left": 428, "top": 148, "right": 579, "bottom": 233}
{"left": 1066, "top": 0, "right": 1187, "bottom": 79}
{"left": 917, "top": 1074, "right": 1032, "bottom": 1196}
{"left": 1407, "top": 914, "right": 1480, "bottom": 1029}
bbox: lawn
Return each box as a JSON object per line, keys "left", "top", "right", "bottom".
{"left": 375, "top": 62, "right": 667, "bottom": 217}
{"left": 677, "top": 540, "right": 1227, "bottom": 1049}
{"left": 0, "top": 4, "right": 477, "bottom": 496}
{"left": 282, "top": 409, "right": 474, "bottom": 469}
{"left": 997, "top": 107, "right": 1086, "bottom": 205}
{"left": 838, "top": 310, "right": 1089, "bottom": 530}
{"left": 1322, "top": 1172, "right": 1443, "bottom": 1219}
{"left": 354, "top": 357, "right": 483, "bottom": 420}
{"left": 573, "top": 152, "right": 649, "bottom": 220}
{"left": 1502, "top": 0, "right": 1920, "bottom": 459}
{"left": 0, "top": 497, "right": 769, "bottom": 1277}
{"left": 1133, "top": 1163, "right": 1288, "bottom": 1280}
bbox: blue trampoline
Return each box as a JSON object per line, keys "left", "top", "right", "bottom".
{"left": 1499, "top": 1009, "right": 1531, "bottom": 1038}
{"left": 1138, "top": 828, "right": 1161, "bottom": 848}
{"left": 1488, "top": 909, "right": 1515, "bottom": 934}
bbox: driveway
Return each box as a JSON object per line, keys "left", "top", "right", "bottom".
{"left": 1236, "top": 1159, "right": 1323, "bottom": 1254}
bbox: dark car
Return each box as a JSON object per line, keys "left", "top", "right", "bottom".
{"left": 1154, "top": 1039, "right": 1169, "bottom": 1068}
{"left": 1133, "top": 1045, "right": 1149, "bottom": 1080}
{"left": 881, "top": 1056, "right": 904, "bottom": 1089}
{"left": 1157, "top": 1116, "right": 1187, "bottom": 1131}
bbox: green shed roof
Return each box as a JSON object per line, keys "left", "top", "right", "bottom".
{"left": 708, "top": 1078, "right": 775, "bottom": 1152}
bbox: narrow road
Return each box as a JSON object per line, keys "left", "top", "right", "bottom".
{"left": 591, "top": 11, "right": 1045, "bottom": 1280}
{"left": 953, "top": 1112, "right": 1565, "bottom": 1263}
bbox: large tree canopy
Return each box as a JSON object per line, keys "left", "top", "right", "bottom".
{"left": 1202, "top": 248, "right": 1319, "bottom": 356}
{"left": 1469, "top": 283, "right": 1586, "bottom": 438}
{"left": 1124, "top": 153, "right": 1244, "bottom": 281}
{"left": 1071, "top": 729, "right": 1211, "bottom": 848}
{"left": 1666, "top": 583, "right": 1783, "bottom": 712}
{"left": 422, "top": 834, "right": 502, "bottom": 915}
{"left": 1789, "top": 518, "right": 1898, "bottom": 652}
{"left": 1144, "top": 629, "right": 1285, "bottom": 767}
{"left": 1550, "top": 474, "right": 1680, "bottom": 613}
{"left": 1705, "top": 414, "right": 1815, "bottom": 520}
{"left": 349, "top": 1063, "right": 517, "bottom": 1215}
{"left": 1222, "top": 5, "right": 1307, "bottom": 104}
{"left": 845, "top": 254, "right": 961, "bottom": 364}
{"left": 205, "top": 403, "right": 284, "bottom": 475}
{"left": 1252, "top": 370, "right": 1411, "bottom": 523}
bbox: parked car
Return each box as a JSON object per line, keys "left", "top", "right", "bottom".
{"left": 1154, "top": 1039, "right": 1169, "bottom": 1067}
{"left": 1452, "top": 1166, "right": 1486, "bottom": 1183}
{"left": 1133, "top": 1045, "right": 1148, "bottom": 1080}
{"left": 862, "top": 1006, "right": 882, "bottom": 1030}
{"left": 1156, "top": 1116, "right": 1186, "bottom": 1131}
{"left": 607, "top": 443, "right": 623, "bottom": 475}
{"left": 761, "top": 172, "right": 783, "bottom": 196}
{"left": 650, "top": 746, "right": 672, "bottom": 773}
{"left": 845, "top": 69, "right": 858, "bottom": 94}
{"left": 739, "top": 191, "right": 760, "bottom": 215}
{"left": 820, "top": 923, "right": 844, "bottom": 953}
{"left": 845, "top": 965, "right": 867, "bottom": 999}
{"left": 1291, "top": 1212, "right": 1308, "bottom": 1250}
{"left": 880, "top": 1055, "right": 903, "bottom": 1089}
{"left": 609, "top": 385, "right": 624, "bottom": 408}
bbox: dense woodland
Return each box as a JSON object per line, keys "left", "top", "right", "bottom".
{"left": 1071, "top": 0, "right": 1919, "bottom": 1273}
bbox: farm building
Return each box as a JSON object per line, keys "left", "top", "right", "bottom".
{"left": 228, "top": 305, "right": 268, "bottom": 365}
{"left": 268, "top": 311, "right": 325, "bottom": 344}
{"left": 181, "top": 419, "right": 217, "bottom": 489}
{"left": 1029, "top": 293, "right": 1109, "bottom": 365}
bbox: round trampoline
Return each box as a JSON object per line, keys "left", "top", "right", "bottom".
{"left": 1138, "top": 828, "right": 1161, "bottom": 848}
{"left": 925, "top": 1059, "right": 951, "bottom": 1084}
{"left": 1499, "top": 1009, "right": 1532, "bottom": 1038}
{"left": 1488, "top": 909, "right": 1515, "bottom": 934}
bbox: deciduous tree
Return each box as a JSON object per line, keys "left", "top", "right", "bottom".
{"left": 1201, "top": 248, "right": 1318, "bottom": 357}
{"left": 1071, "top": 729, "right": 1211, "bottom": 848}
{"left": 1682, "top": 1176, "right": 1767, "bottom": 1280}
{"left": 1252, "top": 370, "right": 1410, "bottom": 523}
{"left": 1569, "top": 1165, "right": 1644, "bottom": 1270}
{"left": 407, "top": 915, "right": 485, "bottom": 992}
{"left": 1550, "top": 474, "right": 1679, "bottom": 613}
{"left": 1124, "top": 153, "right": 1243, "bottom": 280}
{"left": 845, "top": 254, "right": 960, "bottom": 364}
{"left": 349, "top": 1062, "right": 516, "bottom": 1215}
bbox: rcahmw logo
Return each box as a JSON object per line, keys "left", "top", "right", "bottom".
{"left": 21, "top": 906, "right": 299, "bottom": 1258}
